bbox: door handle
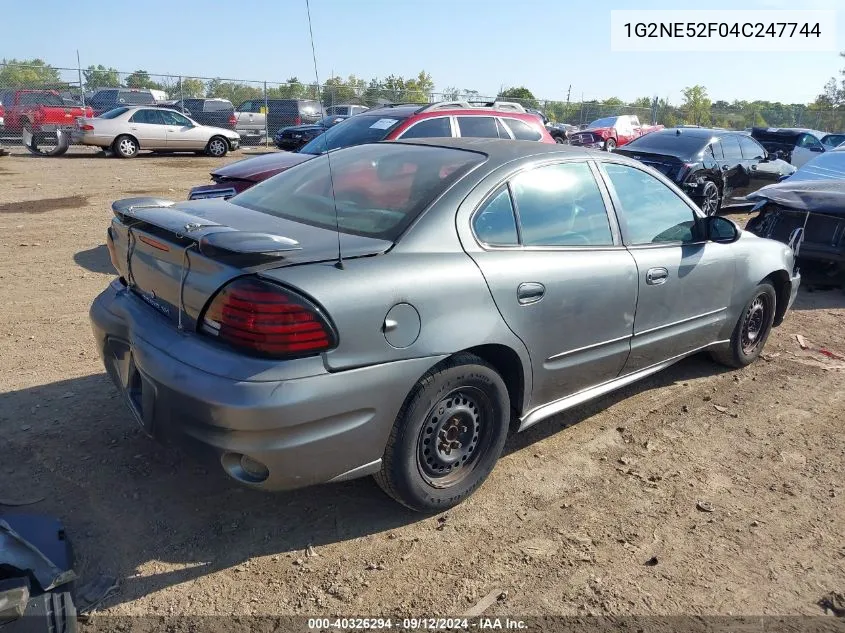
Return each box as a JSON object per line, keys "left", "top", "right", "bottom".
{"left": 517, "top": 282, "right": 545, "bottom": 305}
{"left": 646, "top": 267, "right": 669, "bottom": 285}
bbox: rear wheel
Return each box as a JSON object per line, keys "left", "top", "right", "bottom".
{"left": 700, "top": 180, "right": 721, "bottom": 216}
{"left": 710, "top": 282, "right": 776, "bottom": 368}
{"left": 206, "top": 136, "right": 229, "bottom": 157}
{"left": 374, "top": 353, "right": 511, "bottom": 513}
{"left": 113, "top": 135, "right": 139, "bottom": 159}
{"left": 554, "top": 135, "right": 566, "bottom": 144}
{"left": 605, "top": 137, "right": 617, "bottom": 151}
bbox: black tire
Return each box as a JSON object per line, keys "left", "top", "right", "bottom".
{"left": 699, "top": 180, "right": 721, "bottom": 216}
{"left": 710, "top": 282, "right": 777, "bottom": 368}
{"left": 554, "top": 135, "right": 566, "bottom": 144}
{"left": 206, "top": 135, "right": 229, "bottom": 157}
{"left": 605, "top": 137, "right": 617, "bottom": 151}
{"left": 374, "top": 353, "right": 511, "bottom": 513}
{"left": 113, "top": 135, "right": 139, "bottom": 159}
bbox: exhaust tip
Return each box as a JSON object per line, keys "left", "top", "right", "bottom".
{"left": 221, "top": 452, "right": 269, "bottom": 484}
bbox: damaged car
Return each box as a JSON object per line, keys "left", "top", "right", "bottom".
{"left": 746, "top": 145, "right": 845, "bottom": 278}
{"left": 749, "top": 127, "right": 827, "bottom": 168}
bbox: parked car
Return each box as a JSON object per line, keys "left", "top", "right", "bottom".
{"left": 614, "top": 127, "right": 796, "bottom": 215}
{"left": 163, "top": 98, "right": 237, "bottom": 130}
{"left": 88, "top": 88, "right": 158, "bottom": 117}
{"left": 325, "top": 104, "right": 369, "bottom": 116}
{"left": 0, "top": 89, "right": 93, "bottom": 156}
{"left": 91, "top": 138, "right": 800, "bottom": 511}
{"left": 71, "top": 106, "right": 240, "bottom": 158}
{"left": 0, "top": 103, "right": 7, "bottom": 156}
{"left": 568, "top": 115, "right": 663, "bottom": 151}
{"left": 234, "top": 99, "right": 323, "bottom": 144}
{"left": 274, "top": 115, "right": 349, "bottom": 151}
{"left": 746, "top": 145, "right": 845, "bottom": 277}
{"left": 749, "top": 128, "right": 827, "bottom": 168}
{"left": 821, "top": 133, "right": 845, "bottom": 150}
{"left": 189, "top": 101, "right": 555, "bottom": 200}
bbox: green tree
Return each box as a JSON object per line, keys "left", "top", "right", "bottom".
{"left": 205, "top": 78, "right": 262, "bottom": 105}
{"left": 0, "top": 58, "right": 60, "bottom": 86}
{"left": 404, "top": 71, "right": 434, "bottom": 103}
{"left": 631, "top": 97, "right": 653, "bottom": 108}
{"left": 82, "top": 65, "right": 120, "bottom": 90}
{"left": 681, "top": 84, "right": 711, "bottom": 125}
{"left": 125, "top": 70, "right": 163, "bottom": 90}
{"left": 321, "top": 74, "right": 366, "bottom": 107}
{"left": 179, "top": 78, "right": 206, "bottom": 98}
{"left": 497, "top": 86, "right": 537, "bottom": 108}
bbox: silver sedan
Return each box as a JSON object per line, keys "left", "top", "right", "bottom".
{"left": 72, "top": 106, "right": 240, "bottom": 158}
{"left": 90, "top": 138, "right": 800, "bottom": 512}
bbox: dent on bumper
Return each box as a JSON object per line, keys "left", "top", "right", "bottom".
{"left": 89, "top": 281, "right": 443, "bottom": 491}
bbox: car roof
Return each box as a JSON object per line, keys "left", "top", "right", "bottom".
{"left": 650, "top": 127, "right": 733, "bottom": 138}
{"left": 387, "top": 136, "right": 606, "bottom": 161}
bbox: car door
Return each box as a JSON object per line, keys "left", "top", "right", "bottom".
{"left": 455, "top": 116, "right": 502, "bottom": 139}
{"left": 792, "top": 133, "right": 825, "bottom": 168}
{"left": 460, "top": 160, "right": 639, "bottom": 409}
{"left": 598, "top": 161, "right": 735, "bottom": 373}
{"left": 738, "top": 134, "right": 780, "bottom": 191}
{"left": 127, "top": 108, "right": 167, "bottom": 148}
{"left": 160, "top": 110, "right": 206, "bottom": 149}
{"left": 715, "top": 134, "right": 748, "bottom": 202}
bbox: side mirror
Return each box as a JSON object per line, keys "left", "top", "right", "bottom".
{"left": 705, "top": 215, "right": 741, "bottom": 244}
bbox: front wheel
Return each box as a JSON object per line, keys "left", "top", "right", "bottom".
{"left": 605, "top": 137, "right": 617, "bottom": 151}
{"left": 374, "top": 353, "right": 511, "bottom": 513}
{"left": 206, "top": 136, "right": 229, "bottom": 157}
{"left": 710, "top": 282, "right": 777, "bottom": 368}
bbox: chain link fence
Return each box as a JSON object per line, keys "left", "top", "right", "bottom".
{"left": 1, "top": 62, "right": 843, "bottom": 150}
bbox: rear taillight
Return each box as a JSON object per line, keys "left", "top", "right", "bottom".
{"left": 228, "top": 113, "right": 237, "bottom": 127}
{"left": 294, "top": 115, "right": 302, "bottom": 125}
{"left": 199, "top": 277, "right": 336, "bottom": 358}
{"left": 80, "top": 124, "right": 94, "bottom": 131}
{"left": 106, "top": 226, "right": 121, "bottom": 273}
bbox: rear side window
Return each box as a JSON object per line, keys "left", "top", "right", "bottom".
{"left": 709, "top": 141, "right": 724, "bottom": 159}
{"left": 510, "top": 162, "right": 613, "bottom": 247}
{"left": 721, "top": 135, "right": 742, "bottom": 160}
{"left": 739, "top": 135, "right": 765, "bottom": 160}
{"left": 503, "top": 118, "right": 542, "bottom": 141}
{"left": 99, "top": 107, "right": 130, "bottom": 119}
{"left": 473, "top": 187, "right": 519, "bottom": 246}
{"left": 399, "top": 117, "right": 452, "bottom": 140}
{"left": 457, "top": 116, "right": 499, "bottom": 138}
{"left": 129, "top": 109, "right": 164, "bottom": 124}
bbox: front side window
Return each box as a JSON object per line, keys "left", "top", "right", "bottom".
{"left": 473, "top": 187, "right": 519, "bottom": 246}
{"left": 510, "top": 162, "right": 613, "bottom": 247}
{"left": 603, "top": 163, "right": 697, "bottom": 245}
{"left": 457, "top": 116, "right": 499, "bottom": 138}
{"left": 399, "top": 117, "right": 452, "bottom": 140}
{"left": 160, "top": 110, "right": 192, "bottom": 126}
{"left": 503, "top": 118, "right": 542, "bottom": 141}
{"left": 129, "top": 109, "right": 164, "bottom": 125}
{"left": 797, "top": 133, "right": 823, "bottom": 150}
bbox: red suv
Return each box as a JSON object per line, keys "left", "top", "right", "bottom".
{"left": 188, "top": 101, "right": 555, "bottom": 200}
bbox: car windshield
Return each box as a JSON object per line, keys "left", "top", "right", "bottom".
{"left": 298, "top": 114, "right": 408, "bottom": 155}
{"left": 588, "top": 117, "right": 618, "bottom": 128}
{"left": 821, "top": 134, "right": 845, "bottom": 148}
{"left": 230, "top": 143, "right": 485, "bottom": 241}
{"left": 621, "top": 131, "right": 709, "bottom": 159}
{"left": 790, "top": 151, "right": 845, "bottom": 181}
{"left": 98, "top": 107, "right": 130, "bottom": 119}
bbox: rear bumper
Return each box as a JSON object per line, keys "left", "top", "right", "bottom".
{"left": 89, "top": 280, "right": 441, "bottom": 492}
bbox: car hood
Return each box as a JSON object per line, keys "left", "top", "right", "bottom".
{"left": 277, "top": 124, "right": 324, "bottom": 135}
{"left": 746, "top": 178, "right": 845, "bottom": 216}
{"left": 210, "top": 151, "right": 315, "bottom": 182}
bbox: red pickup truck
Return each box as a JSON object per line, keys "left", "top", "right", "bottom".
{"left": 568, "top": 115, "right": 663, "bottom": 151}
{"left": 0, "top": 89, "right": 92, "bottom": 155}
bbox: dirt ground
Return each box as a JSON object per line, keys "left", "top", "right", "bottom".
{"left": 0, "top": 146, "right": 843, "bottom": 623}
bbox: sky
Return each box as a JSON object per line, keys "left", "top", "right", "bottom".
{"left": 2, "top": 0, "right": 844, "bottom": 105}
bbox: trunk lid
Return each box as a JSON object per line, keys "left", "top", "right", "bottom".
{"left": 210, "top": 151, "right": 314, "bottom": 183}
{"left": 614, "top": 149, "right": 687, "bottom": 180}
{"left": 108, "top": 197, "right": 391, "bottom": 330}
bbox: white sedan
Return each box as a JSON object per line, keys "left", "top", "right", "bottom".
{"left": 72, "top": 106, "right": 240, "bottom": 158}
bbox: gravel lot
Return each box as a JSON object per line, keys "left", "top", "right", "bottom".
{"left": 0, "top": 147, "right": 843, "bottom": 624}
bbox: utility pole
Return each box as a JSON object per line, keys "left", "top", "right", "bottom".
{"left": 566, "top": 84, "right": 571, "bottom": 105}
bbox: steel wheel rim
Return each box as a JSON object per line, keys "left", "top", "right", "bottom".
{"left": 606, "top": 139, "right": 615, "bottom": 151}
{"left": 416, "top": 387, "right": 493, "bottom": 489}
{"left": 741, "top": 294, "right": 769, "bottom": 354}
{"left": 209, "top": 139, "right": 226, "bottom": 156}
{"left": 703, "top": 184, "right": 719, "bottom": 216}
{"left": 119, "top": 139, "right": 135, "bottom": 155}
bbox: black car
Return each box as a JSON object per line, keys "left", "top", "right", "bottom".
{"left": 745, "top": 147, "right": 845, "bottom": 278}
{"left": 613, "top": 127, "right": 795, "bottom": 215}
{"left": 164, "top": 98, "right": 236, "bottom": 129}
{"left": 273, "top": 115, "right": 349, "bottom": 150}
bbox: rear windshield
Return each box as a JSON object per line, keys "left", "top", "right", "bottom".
{"left": 98, "top": 107, "right": 130, "bottom": 119}
{"left": 18, "top": 92, "right": 64, "bottom": 106}
{"left": 791, "top": 151, "right": 845, "bottom": 181}
{"left": 230, "top": 143, "right": 485, "bottom": 240}
{"left": 621, "top": 131, "right": 709, "bottom": 159}
{"left": 588, "top": 117, "right": 618, "bottom": 128}
{"left": 298, "top": 114, "right": 408, "bottom": 154}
